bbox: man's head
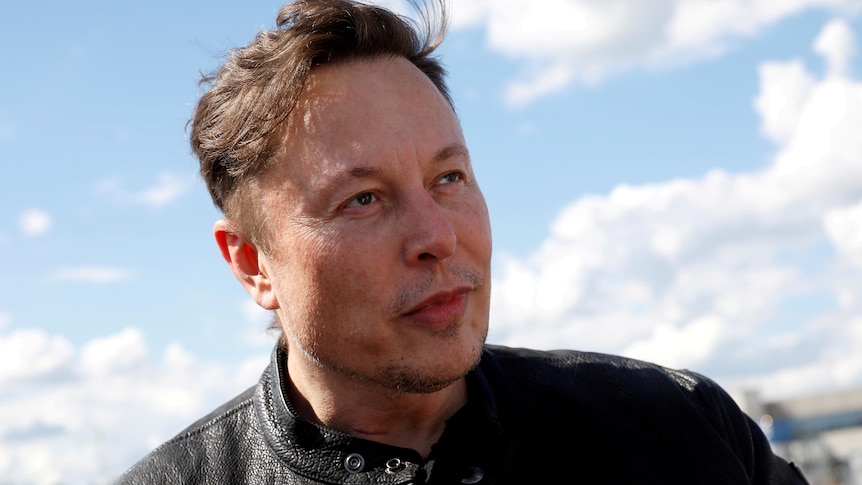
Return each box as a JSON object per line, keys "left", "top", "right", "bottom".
{"left": 192, "top": 0, "right": 451, "bottom": 248}
{"left": 196, "top": 0, "right": 492, "bottom": 395}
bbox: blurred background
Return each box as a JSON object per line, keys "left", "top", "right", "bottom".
{"left": 1, "top": 0, "right": 861, "bottom": 483}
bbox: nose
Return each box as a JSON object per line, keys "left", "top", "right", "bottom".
{"left": 402, "top": 191, "right": 457, "bottom": 264}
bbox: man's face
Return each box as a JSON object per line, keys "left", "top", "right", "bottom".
{"left": 256, "top": 57, "right": 492, "bottom": 393}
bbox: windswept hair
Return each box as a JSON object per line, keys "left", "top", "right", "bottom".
{"left": 190, "top": 0, "right": 450, "bottom": 244}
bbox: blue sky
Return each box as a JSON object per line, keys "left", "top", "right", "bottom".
{"left": 2, "top": 0, "right": 862, "bottom": 482}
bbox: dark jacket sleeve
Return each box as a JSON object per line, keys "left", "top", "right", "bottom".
{"left": 683, "top": 369, "right": 809, "bottom": 484}
{"left": 481, "top": 346, "right": 811, "bottom": 484}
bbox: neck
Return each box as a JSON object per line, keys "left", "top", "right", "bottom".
{"left": 284, "top": 349, "right": 468, "bottom": 458}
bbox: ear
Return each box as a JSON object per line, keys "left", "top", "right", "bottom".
{"left": 213, "top": 219, "right": 279, "bottom": 310}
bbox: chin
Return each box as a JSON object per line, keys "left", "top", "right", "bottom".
{"left": 383, "top": 365, "right": 470, "bottom": 395}
{"left": 382, "top": 338, "right": 484, "bottom": 395}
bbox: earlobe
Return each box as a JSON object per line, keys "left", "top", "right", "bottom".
{"left": 213, "top": 219, "right": 279, "bottom": 310}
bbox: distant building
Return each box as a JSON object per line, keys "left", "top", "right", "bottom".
{"left": 733, "top": 387, "right": 862, "bottom": 485}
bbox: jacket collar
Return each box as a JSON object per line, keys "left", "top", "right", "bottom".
{"left": 252, "top": 345, "right": 515, "bottom": 483}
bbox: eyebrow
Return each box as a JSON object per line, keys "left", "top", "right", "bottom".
{"left": 344, "top": 144, "right": 469, "bottom": 179}
{"left": 322, "top": 143, "right": 471, "bottom": 196}
{"left": 347, "top": 165, "right": 382, "bottom": 178}
{"left": 432, "top": 144, "right": 470, "bottom": 165}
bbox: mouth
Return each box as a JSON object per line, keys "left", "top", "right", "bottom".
{"left": 402, "top": 287, "right": 471, "bottom": 327}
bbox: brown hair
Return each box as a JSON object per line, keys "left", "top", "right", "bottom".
{"left": 190, "top": 0, "right": 450, "bottom": 245}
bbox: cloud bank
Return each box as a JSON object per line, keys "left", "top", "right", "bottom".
{"left": 451, "top": 0, "right": 862, "bottom": 105}
{"left": 489, "top": 19, "right": 862, "bottom": 399}
{"left": 0, "top": 327, "right": 267, "bottom": 484}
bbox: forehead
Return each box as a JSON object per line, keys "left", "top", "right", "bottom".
{"left": 299, "top": 56, "right": 454, "bottom": 130}
{"left": 265, "top": 57, "right": 465, "bottom": 188}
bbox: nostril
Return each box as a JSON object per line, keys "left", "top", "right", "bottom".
{"left": 418, "top": 252, "right": 435, "bottom": 261}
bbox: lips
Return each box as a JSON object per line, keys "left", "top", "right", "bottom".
{"left": 402, "top": 287, "right": 470, "bottom": 326}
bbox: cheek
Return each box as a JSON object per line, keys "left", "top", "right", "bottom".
{"left": 458, "top": 194, "right": 493, "bottom": 257}
{"left": 267, "top": 230, "right": 334, "bottom": 312}
{"left": 293, "top": 236, "right": 397, "bottom": 355}
{"left": 286, "top": 229, "right": 389, "bottom": 312}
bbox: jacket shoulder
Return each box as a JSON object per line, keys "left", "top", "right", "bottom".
{"left": 478, "top": 345, "right": 809, "bottom": 484}
{"left": 481, "top": 344, "right": 706, "bottom": 393}
{"left": 480, "top": 344, "right": 744, "bottom": 430}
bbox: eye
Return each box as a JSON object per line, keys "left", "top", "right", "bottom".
{"left": 346, "top": 192, "right": 377, "bottom": 208}
{"left": 437, "top": 172, "right": 462, "bottom": 185}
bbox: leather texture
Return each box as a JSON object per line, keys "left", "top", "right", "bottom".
{"left": 116, "top": 345, "right": 809, "bottom": 484}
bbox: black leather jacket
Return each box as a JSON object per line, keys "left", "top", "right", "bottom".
{"left": 117, "top": 345, "right": 808, "bottom": 484}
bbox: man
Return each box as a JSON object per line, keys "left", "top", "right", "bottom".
{"left": 118, "top": 0, "right": 808, "bottom": 483}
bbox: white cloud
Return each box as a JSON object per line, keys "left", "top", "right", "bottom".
{"left": 824, "top": 198, "right": 862, "bottom": 268}
{"left": 0, "top": 329, "right": 74, "bottom": 387}
{"left": 622, "top": 315, "right": 726, "bottom": 369}
{"left": 80, "top": 328, "right": 149, "bottom": 377}
{"left": 489, "top": 19, "right": 862, "bottom": 399}
{"left": 450, "top": 0, "right": 862, "bottom": 105}
{"left": 0, "top": 326, "right": 265, "bottom": 484}
{"left": 97, "top": 171, "right": 195, "bottom": 209}
{"left": 47, "top": 266, "right": 136, "bottom": 285}
{"left": 19, "top": 208, "right": 52, "bottom": 237}
{"left": 754, "top": 60, "right": 815, "bottom": 144}
{"left": 133, "top": 172, "right": 194, "bottom": 208}
{"left": 732, "top": 316, "right": 862, "bottom": 397}
{"left": 815, "top": 18, "right": 857, "bottom": 77}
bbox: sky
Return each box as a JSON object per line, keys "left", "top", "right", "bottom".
{"left": 2, "top": 0, "right": 862, "bottom": 482}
